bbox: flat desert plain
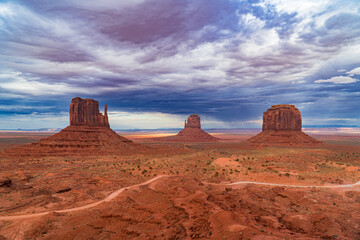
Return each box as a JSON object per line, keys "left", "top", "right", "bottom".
{"left": 0, "top": 129, "right": 359, "bottom": 240}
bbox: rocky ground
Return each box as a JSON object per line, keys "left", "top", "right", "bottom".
{"left": 0, "top": 131, "right": 359, "bottom": 239}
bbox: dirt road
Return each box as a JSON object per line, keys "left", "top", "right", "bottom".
{"left": 1, "top": 176, "right": 359, "bottom": 221}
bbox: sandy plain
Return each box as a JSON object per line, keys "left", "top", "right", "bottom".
{"left": 0, "top": 129, "right": 359, "bottom": 239}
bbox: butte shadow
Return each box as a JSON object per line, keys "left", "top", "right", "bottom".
{"left": 1, "top": 97, "right": 145, "bottom": 157}
{"left": 248, "top": 104, "right": 321, "bottom": 146}
{"left": 153, "top": 114, "right": 218, "bottom": 142}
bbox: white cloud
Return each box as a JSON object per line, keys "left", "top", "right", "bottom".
{"left": 0, "top": 105, "right": 53, "bottom": 111}
{"left": 108, "top": 111, "right": 186, "bottom": 129}
{"left": 303, "top": 117, "right": 358, "bottom": 122}
{"left": 0, "top": 112, "right": 68, "bottom": 129}
{"left": 314, "top": 76, "right": 357, "bottom": 84}
{"left": 106, "top": 111, "right": 261, "bottom": 129}
{"left": 0, "top": 3, "right": 14, "bottom": 16}
{"left": 347, "top": 67, "right": 360, "bottom": 76}
{"left": 266, "top": 0, "right": 330, "bottom": 15}
{"left": 0, "top": 72, "right": 110, "bottom": 96}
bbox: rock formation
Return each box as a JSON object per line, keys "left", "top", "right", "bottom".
{"left": 248, "top": 104, "right": 320, "bottom": 146}
{"left": 262, "top": 105, "right": 302, "bottom": 131}
{"left": 156, "top": 114, "right": 218, "bottom": 142}
{"left": 184, "top": 114, "right": 201, "bottom": 129}
{"left": 70, "top": 97, "right": 109, "bottom": 127}
{"left": 2, "top": 97, "right": 143, "bottom": 157}
{"left": 0, "top": 177, "right": 12, "bottom": 188}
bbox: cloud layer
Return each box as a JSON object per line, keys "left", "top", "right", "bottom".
{"left": 0, "top": 0, "right": 359, "bottom": 129}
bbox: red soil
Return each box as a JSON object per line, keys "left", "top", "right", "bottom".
{"left": 0, "top": 131, "right": 359, "bottom": 239}
{"left": 2, "top": 176, "right": 358, "bottom": 240}
{"left": 248, "top": 130, "right": 321, "bottom": 146}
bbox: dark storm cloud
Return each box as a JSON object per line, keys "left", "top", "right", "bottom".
{"left": 0, "top": 0, "right": 360, "bottom": 128}
{"left": 16, "top": 0, "right": 241, "bottom": 48}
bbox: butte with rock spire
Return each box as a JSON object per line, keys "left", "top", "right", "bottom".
{"left": 156, "top": 114, "right": 218, "bottom": 142}
{"left": 1, "top": 97, "right": 142, "bottom": 157}
{"left": 248, "top": 104, "right": 320, "bottom": 146}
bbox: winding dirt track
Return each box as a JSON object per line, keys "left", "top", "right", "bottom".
{"left": 228, "top": 180, "right": 360, "bottom": 188}
{"left": 1, "top": 176, "right": 359, "bottom": 221}
{"left": 0, "top": 175, "right": 164, "bottom": 221}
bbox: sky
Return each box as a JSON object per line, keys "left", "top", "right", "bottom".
{"left": 0, "top": 0, "right": 359, "bottom": 129}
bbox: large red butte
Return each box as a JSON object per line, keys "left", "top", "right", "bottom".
{"left": 184, "top": 114, "right": 201, "bottom": 129}
{"left": 2, "top": 97, "right": 142, "bottom": 157}
{"left": 249, "top": 104, "right": 320, "bottom": 146}
{"left": 70, "top": 97, "right": 109, "bottom": 127}
{"left": 262, "top": 105, "right": 302, "bottom": 131}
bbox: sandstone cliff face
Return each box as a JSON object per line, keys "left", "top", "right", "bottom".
{"left": 249, "top": 104, "right": 320, "bottom": 146}
{"left": 262, "top": 105, "right": 301, "bottom": 131}
{"left": 70, "top": 97, "right": 109, "bottom": 127}
{"left": 185, "top": 114, "right": 201, "bottom": 129}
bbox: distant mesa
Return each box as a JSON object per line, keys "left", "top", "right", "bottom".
{"left": 2, "top": 97, "right": 143, "bottom": 157}
{"left": 248, "top": 104, "right": 320, "bottom": 146}
{"left": 155, "top": 114, "right": 218, "bottom": 142}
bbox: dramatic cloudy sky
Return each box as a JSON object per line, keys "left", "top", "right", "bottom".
{"left": 0, "top": 0, "right": 359, "bottom": 129}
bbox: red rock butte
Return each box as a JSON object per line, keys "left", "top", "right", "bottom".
{"left": 1, "top": 97, "right": 142, "bottom": 157}
{"left": 248, "top": 104, "right": 320, "bottom": 146}
{"left": 70, "top": 97, "right": 109, "bottom": 127}
{"left": 184, "top": 114, "right": 201, "bottom": 129}
{"left": 156, "top": 114, "right": 218, "bottom": 142}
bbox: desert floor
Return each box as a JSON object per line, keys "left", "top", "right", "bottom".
{"left": 0, "top": 130, "right": 359, "bottom": 239}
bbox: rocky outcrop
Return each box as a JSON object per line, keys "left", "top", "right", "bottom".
{"left": 70, "top": 97, "right": 109, "bottom": 127}
{"left": 0, "top": 177, "right": 12, "bottom": 188}
{"left": 2, "top": 97, "right": 143, "bottom": 157}
{"left": 184, "top": 114, "right": 201, "bottom": 129}
{"left": 155, "top": 114, "right": 218, "bottom": 142}
{"left": 263, "top": 105, "right": 301, "bottom": 131}
{"left": 248, "top": 104, "right": 320, "bottom": 146}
